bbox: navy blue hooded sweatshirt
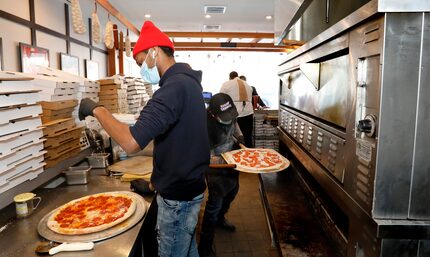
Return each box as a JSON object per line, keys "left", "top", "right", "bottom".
{"left": 129, "top": 63, "right": 210, "bottom": 200}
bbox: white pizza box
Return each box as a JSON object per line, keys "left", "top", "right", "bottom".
{"left": 0, "top": 71, "right": 36, "bottom": 93}
{"left": 0, "top": 151, "right": 45, "bottom": 181}
{"left": 0, "top": 140, "right": 44, "bottom": 171}
{"left": 0, "top": 128, "right": 43, "bottom": 156}
{"left": 77, "top": 91, "right": 99, "bottom": 99}
{"left": 0, "top": 104, "right": 42, "bottom": 125}
{"left": 127, "top": 99, "right": 142, "bottom": 105}
{"left": 127, "top": 89, "right": 147, "bottom": 95}
{"left": 32, "top": 65, "right": 99, "bottom": 88}
{"left": 127, "top": 95, "right": 143, "bottom": 100}
{"left": 0, "top": 163, "right": 45, "bottom": 194}
{"left": 112, "top": 113, "right": 137, "bottom": 125}
{"left": 53, "top": 87, "right": 77, "bottom": 95}
{"left": 38, "top": 93, "right": 77, "bottom": 102}
{"left": 0, "top": 91, "right": 40, "bottom": 108}
{"left": 0, "top": 117, "right": 42, "bottom": 138}
{"left": 10, "top": 72, "right": 79, "bottom": 90}
{"left": 78, "top": 85, "right": 100, "bottom": 93}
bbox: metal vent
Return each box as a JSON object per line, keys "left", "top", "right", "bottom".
{"left": 203, "top": 24, "right": 221, "bottom": 30}
{"left": 204, "top": 6, "right": 226, "bottom": 14}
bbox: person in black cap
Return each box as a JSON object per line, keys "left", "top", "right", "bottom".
{"left": 198, "top": 93, "right": 243, "bottom": 257}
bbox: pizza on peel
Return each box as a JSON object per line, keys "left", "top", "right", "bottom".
{"left": 47, "top": 192, "right": 136, "bottom": 235}
{"left": 222, "top": 148, "right": 288, "bottom": 172}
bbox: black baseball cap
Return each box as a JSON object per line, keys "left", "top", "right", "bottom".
{"left": 208, "top": 93, "right": 238, "bottom": 122}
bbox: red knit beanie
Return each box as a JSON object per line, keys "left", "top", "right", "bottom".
{"left": 133, "top": 21, "right": 174, "bottom": 58}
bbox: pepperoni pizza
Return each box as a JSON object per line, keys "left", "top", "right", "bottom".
{"left": 47, "top": 192, "right": 136, "bottom": 235}
{"left": 222, "top": 148, "right": 289, "bottom": 173}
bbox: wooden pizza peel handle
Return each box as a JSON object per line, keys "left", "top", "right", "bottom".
{"left": 209, "top": 164, "right": 237, "bottom": 169}
{"left": 239, "top": 143, "right": 247, "bottom": 149}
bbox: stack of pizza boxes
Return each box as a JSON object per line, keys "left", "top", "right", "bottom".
{"left": 124, "top": 77, "right": 150, "bottom": 114}
{"left": 17, "top": 72, "right": 83, "bottom": 169}
{"left": 31, "top": 66, "right": 100, "bottom": 126}
{"left": 97, "top": 76, "right": 128, "bottom": 113}
{"left": 0, "top": 72, "right": 46, "bottom": 194}
{"left": 253, "top": 111, "right": 279, "bottom": 151}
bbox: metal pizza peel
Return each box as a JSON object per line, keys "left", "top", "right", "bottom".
{"left": 37, "top": 191, "right": 148, "bottom": 243}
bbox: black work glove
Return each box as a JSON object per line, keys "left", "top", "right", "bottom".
{"left": 130, "top": 179, "right": 155, "bottom": 195}
{"left": 79, "top": 98, "right": 99, "bottom": 121}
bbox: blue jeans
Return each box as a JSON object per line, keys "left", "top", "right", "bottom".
{"left": 156, "top": 193, "right": 204, "bottom": 257}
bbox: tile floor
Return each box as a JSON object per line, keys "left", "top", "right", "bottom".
{"left": 197, "top": 173, "right": 280, "bottom": 257}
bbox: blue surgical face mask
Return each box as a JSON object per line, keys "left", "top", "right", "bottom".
{"left": 140, "top": 50, "right": 160, "bottom": 84}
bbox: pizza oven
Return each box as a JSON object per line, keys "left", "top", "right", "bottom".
{"left": 277, "top": 1, "right": 430, "bottom": 257}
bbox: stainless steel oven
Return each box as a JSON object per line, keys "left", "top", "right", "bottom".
{"left": 278, "top": 1, "right": 430, "bottom": 256}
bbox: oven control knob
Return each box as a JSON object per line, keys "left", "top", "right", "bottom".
{"left": 357, "top": 114, "right": 377, "bottom": 137}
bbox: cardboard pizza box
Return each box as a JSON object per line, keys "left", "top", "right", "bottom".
{"left": 99, "top": 84, "right": 122, "bottom": 90}
{"left": 99, "top": 94, "right": 118, "bottom": 101}
{"left": 45, "top": 139, "right": 80, "bottom": 160}
{"left": 40, "top": 100, "right": 78, "bottom": 110}
{"left": 41, "top": 113, "right": 73, "bottom": 124}
{"left": 42, "top": 118, "right": 76, "bottom": 137}
{"left": 99, "top": 88, "right": 118, "bottom": 96}
{"left": 45, "top": 146, "right": 81, "bottom": 168}
{"left": 98, "top": 77, "right": 122, "bottom": 85}
{"left": 42, "top": 107, "right": 75, "bottom": 117}
{"left": 44, "top": 126, "right": 83, "bottom": 148}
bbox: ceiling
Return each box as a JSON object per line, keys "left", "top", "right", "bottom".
{"left": 102, "top": 0, "right": 302, "bottom": 52}
{"left": 108, "top": 0, "right": 275, "bottom": 34}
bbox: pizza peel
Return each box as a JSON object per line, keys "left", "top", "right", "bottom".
{"left": 37, "top": 191, "right": 148, "bottom": 243}
{"left": 35, "top": 241, "right": 94, "bottom": 255}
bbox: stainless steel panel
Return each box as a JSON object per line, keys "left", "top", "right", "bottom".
{"left": 280, "top": 107, "right": 346, "bottom": 183}
{"left": 373, "top": 13, "right": 423, "bottom": 219}
{"left": 274, "top": 0, "right": 313, "bottom": 45}
{"left": 378, "top": 0, "right": 430, "bottom": 12}
{"left": 418, "top": 240, "right": 430, "bottom": 257}
{"left": 280, "top": 55, "right": 350, "bottom": 128}
{"left": 380, "top": 239, "right": 418, "bottom": 257}
{"left": 280, "top": 0, "right": 378, "bottom": 65}
{"left": 409, "top": 13, "right": 430, "bottom": 220}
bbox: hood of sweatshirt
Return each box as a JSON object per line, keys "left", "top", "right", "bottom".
{"left": 159, "top": 62, "right": 203, "bottom": 87}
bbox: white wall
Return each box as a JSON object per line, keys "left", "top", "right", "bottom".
{"left": 0, "top": 0, "right": 126, "bottom": 78}
{"left": 0, "top": 18, "right": 31, "bottom": 71}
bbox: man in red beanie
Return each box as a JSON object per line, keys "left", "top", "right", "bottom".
{"left": 79, "top": 21, "right": 209, "bottom": 257}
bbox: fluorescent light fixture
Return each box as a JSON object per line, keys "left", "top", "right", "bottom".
{"left": 205, "top": 14, "right": 212, "bottom": 19}
{"left": 144, "top": 14, "right": 151, "bottom": 18}
{"left": 265, "top": 15, "right": 273, "bottom": 20}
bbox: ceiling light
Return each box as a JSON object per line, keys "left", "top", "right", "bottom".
{"left": 205, "top": 14, "right": 211, "bottom": 19}
{"left": 144, "top": 14, "right": 151, "bottom": 18}
{"left": 266, "top": 15, "right": 273, "bottom": 20}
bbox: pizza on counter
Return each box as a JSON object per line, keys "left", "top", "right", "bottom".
{"left": 47, "top": 192, "right": 136, "bottom": 235}
{"left": 222, "top": 148, "right": 290, "bottom": 173}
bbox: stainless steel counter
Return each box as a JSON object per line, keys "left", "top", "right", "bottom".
{"left": 0, "top": 168, "right": 153, "bottom": 257}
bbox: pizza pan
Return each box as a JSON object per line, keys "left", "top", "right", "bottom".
{"left": 37, "top": 191, "right": 148, "bottom": 243}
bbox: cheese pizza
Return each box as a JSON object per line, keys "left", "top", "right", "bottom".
{"left": 222, "top": 148, "right": 289, "bottom": 173}
{"left": 47, "top": 192, "right": 136, "bottom": 235}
